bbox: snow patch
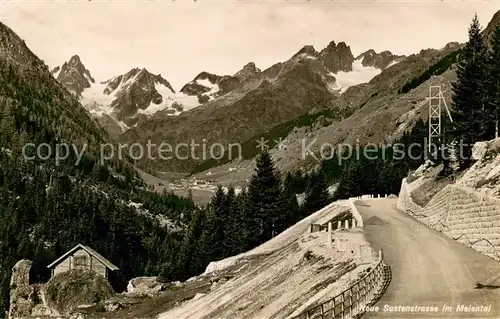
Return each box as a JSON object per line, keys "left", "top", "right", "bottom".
{"left": 52, "top": 68, "right": 61, "bottom": 79}
{"left": 195, "top": 78, "right": 220, "bottom": 102}
{"left": 171, "top": 93, "right": 200, "bottom": 111}
{"left": 331, "top": 60, "right": 382, "bottom": 93}
{"left": 138, "top": 82, "right": 176, "bottom": 116}
{"left": 80, "top": 76, "right": 201, "bottom": 124}
{"left": 159, "top": 201, "right": 367, "bottom": 319}
{"left": 117, "top": 121, "right": 129, "bottom": 132}
{"left": 81, "top": 82, "right": 116, "bottom": 116}
{"left": 84, "top": 72, "right": 93, "bottom": 84}
{"left": 386, "top": 60, "right": 399, "bottom": 68}
{"left": 139, "top": 82, "right": 202, "bottom": 116}
{"left": 196, "top": 78, "right": 216, "bottom": 88}
{"left": 203, "top": 201, "right": 351, "bottom": 275}
{"left": 295, "top": 53, "right": 318, "bottom": 60}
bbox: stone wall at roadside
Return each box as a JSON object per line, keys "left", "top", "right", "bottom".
{"left": 398, "top": 178, "right": 500, "bottom": 260}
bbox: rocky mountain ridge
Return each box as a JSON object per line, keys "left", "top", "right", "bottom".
{"left": 99, "top": 67, "right": 178, "bottom": 126}
{"left": 118, "top": 41, "right": 406, "bottom": 173}
{"left": 51, "top": 55, "right": 95, "bottom": 97}
{"left": 356, "top": 49, "right": 406, "bottom": 70}
{"left": 52, "top": 40, "right": 402, "bottom": 138}
{"left": 49, "top": 32, "right": 470, "bottom": 180}
{"left": 189, "top": 42, "right": 462, "bottom": 184}
{"left": 0, "top": 19, "right": 201, "bottom": 318}
{"left": 51, "top": 57, "right": 199, "bottom": 136}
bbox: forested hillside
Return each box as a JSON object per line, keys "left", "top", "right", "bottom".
{"left": 2, "top": 11, "right": 500, "bottom": 318}
{"left": 0, "top": 21, "right": 200, "bottom": 314}
{"left": 0, "top": 21, "right": 330, "bottom": 315}
{"left": 288, "top": 16, "right": 500, "bottom": 201}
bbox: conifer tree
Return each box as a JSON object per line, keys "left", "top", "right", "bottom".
{"left": 231, "top": 189, "right": 250, "bottom": 252}
{"left": 302, "top": 169, "right": 331, "bottom": 215}
{"left": 221, "top": 187, "right": 247, "bottom": 257}
{"left": 221, "top": 186, "right": 238, "bottom": 255}
{"left": 333, "top": 160, "right": 362, "bottom": 200}
{"left": 283, "top": 173, "right": 300, "bottom": 224}
{"left": 486, "top": 26, "right": 500, "bottom": 139}
{"left": 450, "top": 14, "right": 490, "bottom": 165}
{"left": 199, "top": 186, "right": 226, "bottom": 260}
{"left": 247, "top": 150, "right": 287, "bottom": 245}
{"left": 172, "top": 208, "right": 205, "bottom": 279}
{"left": 290, "top": 170, "right": 307, "bottom": 194}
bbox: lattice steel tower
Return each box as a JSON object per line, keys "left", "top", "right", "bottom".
{"left": 428, "top": 84, "right": 452, "bottom": 153}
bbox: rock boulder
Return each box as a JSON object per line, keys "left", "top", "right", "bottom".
{"left": 8, "top": 259, "right": 33, "bottom": 319}
{"left": 126, "top": 276, "right": 165, "bottom": 297}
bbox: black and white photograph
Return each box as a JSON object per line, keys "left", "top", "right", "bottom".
{"left": 1, "top": 1, "right": 500, "bottom": 318}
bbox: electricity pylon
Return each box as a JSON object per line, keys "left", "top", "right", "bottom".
{"left": 428, "top": 84, "right": 453, "bottom": 153}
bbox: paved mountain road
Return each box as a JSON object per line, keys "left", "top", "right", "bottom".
{"left": 355, "top": 198, "right": 500, "bottom": 318}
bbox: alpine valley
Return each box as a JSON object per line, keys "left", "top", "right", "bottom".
{"left": 51, "top": 39, "right": 419, "bottom": 177}
{"left": 2, "top": 7, "right": 500, "bottom": 318}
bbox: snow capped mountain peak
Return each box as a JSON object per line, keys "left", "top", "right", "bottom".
{"left": 81, "top": 67, "right": 194, "bottom": 128}
{"left": 194, "top": 71, "right": 217, "bottom": 82}
{"left": 180, "top": 71, "right": 244, "bottom": 104}
{"left": 50, "top": 58, "right": 199, "bottom": 135}
{"left": 292, "top": 45, "right": 320, "bottom": 60}
{"left": 50, "top": 38, "right": 409, "bottom": 137}
{"left": 181, "top": 71, "right": 220, "bottom": 96}
{"left": 355, "top": 49, "right": 405, "bottom": 70}
{"left": 102, "top": 67, "right": 175, "bottom": 97}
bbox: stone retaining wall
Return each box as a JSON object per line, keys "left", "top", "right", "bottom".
{"left": 398, "top": 178, "right": 500, "bottom": 260}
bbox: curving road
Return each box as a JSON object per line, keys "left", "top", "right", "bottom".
{"left": 355, "top": 198, "right": 500, "bottom": 318}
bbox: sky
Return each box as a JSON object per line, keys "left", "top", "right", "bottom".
{"left": 2, "top": 1, "right": 500, "bottom": 90}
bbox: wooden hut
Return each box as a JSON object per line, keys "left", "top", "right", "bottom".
{"left": 47, "top": 244, "right": 119, "bottom": 279}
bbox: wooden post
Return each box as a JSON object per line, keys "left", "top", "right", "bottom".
{"left": 344, "top": 219, "right": 349, "bottom": 228}
{"left": 338, "top": 220, "right": 342, "bottom": 229}
{"left": 341, "top": 292, "right": 345, "bottom": 319}
{"left": 496, "top": 119, "right": 499, "bottom": 139}
{"left": 356, "top": 283, "right": 360, "bottom": 312}
{"left": 361, "top": 281, "right": 365, "bottom": 307}
{"left": 328, "top": 222, "right": 332, "bottom": 248}
{"left": 349, "top": 292, "right": 353, "bottom": 317}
